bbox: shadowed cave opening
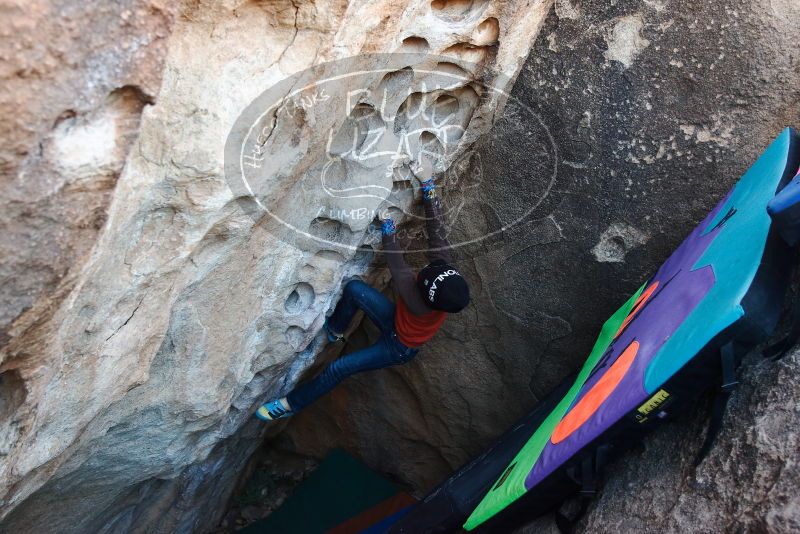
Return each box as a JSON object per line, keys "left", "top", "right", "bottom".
{"left": 0, "top": 370, "right": 26, "bottom": 422}
{"left": 0, "top": 370, "right": 27, "bottom": 456}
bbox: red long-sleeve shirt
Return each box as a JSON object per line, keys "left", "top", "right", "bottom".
{"left": 382, "top": 195, "right": 452, "bottom": 347}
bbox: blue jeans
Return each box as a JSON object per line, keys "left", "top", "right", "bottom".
{"left": 286, "top": 280, "right": 418, "bottom": 412}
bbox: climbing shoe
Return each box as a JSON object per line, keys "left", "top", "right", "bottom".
{"left": 256, "top": 398, "right": 293, "bottom": 421}
{"left": 323, "top": 320, "right": 344, "bottom": 343}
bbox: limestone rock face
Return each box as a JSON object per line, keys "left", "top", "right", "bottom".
{"left": 0, "top": 0, "right": 553, "bottom": 531}
{"left": 277, "top": 0, "right": 800, "bottom": 529}
{"left": 0, "top": 0, "right": 175, "bottom": 346}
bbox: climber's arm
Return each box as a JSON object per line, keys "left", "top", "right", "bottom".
{"left": 421, "top": 178, "right": 454, "bottom": 264}
{"left": 382, "top": 219, "right": 434, "bottom": 315}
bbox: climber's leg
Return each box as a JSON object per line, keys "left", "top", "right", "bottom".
{"left": 257, "top": 280, "right": 405, "bottom": 419}
{"left": 325, "top": 279, "right": 395, "bottom": 338}
{"left": 286, "top": 335, "right": 416, "bottom": 412}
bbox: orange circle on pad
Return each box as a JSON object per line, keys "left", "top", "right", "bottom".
{"left": 551, "top": 341, "right": 640, "bottom": 444}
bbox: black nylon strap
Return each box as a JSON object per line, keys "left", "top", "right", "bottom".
{"left": 764, "top": 292, "right": 800, "bottom": 360}
{"left": 555, "top": 446, "right": 609, "bottom": 533}
{"left": 694, "top": 343, "right": 738, "bottom": 466}
{"left": 764, "top": 249, "right": 800, "bottom": 360}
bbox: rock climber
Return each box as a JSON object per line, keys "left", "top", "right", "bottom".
{"left": 256, "top": 160, "right": 470, "bottom": 420}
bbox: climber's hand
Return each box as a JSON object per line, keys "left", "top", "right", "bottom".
{"left": 421, "top": 178, "right": 436, "bottom": 201}
{"left": 381, "top": 218, "right": 397, "bottom": 236}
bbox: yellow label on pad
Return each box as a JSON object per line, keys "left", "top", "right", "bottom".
{"left": 637, "top": 389, "right": 670, "bottom": 416}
